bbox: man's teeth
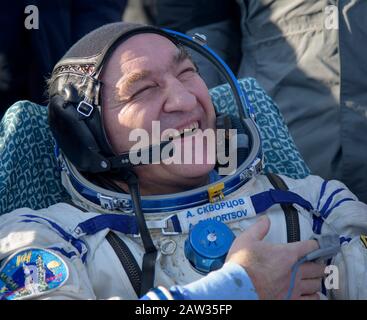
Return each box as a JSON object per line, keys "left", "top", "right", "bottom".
{"left": 179, "top": 121, "right": 199, "bottom": 135}
{"left": 167, "top": 121, "right": 199, "bottom": 139}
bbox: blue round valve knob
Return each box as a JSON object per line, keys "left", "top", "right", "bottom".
{"left": 184, "top": 220, "right": 235, "bottom": 274}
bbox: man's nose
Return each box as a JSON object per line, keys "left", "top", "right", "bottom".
{"left": 163, "top": 80, "right": 197, "bottom": 113}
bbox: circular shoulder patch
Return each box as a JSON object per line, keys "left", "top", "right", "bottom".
{"left": 0, "top": 248, "right": 69, "bottom": 300}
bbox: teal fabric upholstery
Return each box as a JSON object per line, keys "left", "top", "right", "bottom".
{"left": 0, "top": 78, "right": 310, "bottom": 214}
{"left": 0, "top": 101, "right": 69, "bottom": 214}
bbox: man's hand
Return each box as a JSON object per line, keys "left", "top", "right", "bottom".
{"left": 226, "top": 216, "right": 325, "bottom": 300}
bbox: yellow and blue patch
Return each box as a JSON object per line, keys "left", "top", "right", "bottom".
{"left": 0, "top": 248, "right": 69, "bottom": 300}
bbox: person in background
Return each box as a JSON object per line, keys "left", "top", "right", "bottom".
{"left": 0, "top": 0, "right": 127, "bottom": 119}
{"left": 1, "top": 22, "right": 366, "bottom": 300}
{"left": 155, "top": 0, "right": 367, "bottom": 204}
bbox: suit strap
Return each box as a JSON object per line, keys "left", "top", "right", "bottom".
{"left": 106, "top": 231, "right": 142, "bottom": 297}
{"left": 266, "top": 173, "right": 301, "bottom": 242}
{"left": 63, "top": 199, "right": 143, "bottom": 297}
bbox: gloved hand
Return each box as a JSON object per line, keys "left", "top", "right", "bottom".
{"left": 226, "top": 216, "right": 325, "bottom": 300}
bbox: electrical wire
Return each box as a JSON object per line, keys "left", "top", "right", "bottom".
{"left": 286, "top": 256, "right": 308, "bottom": 300}
{"left": 123, "top": 170, "right": 158, "bottom": 296}
{"left": 285, "top": 206, "right": 347, "bottom": 299}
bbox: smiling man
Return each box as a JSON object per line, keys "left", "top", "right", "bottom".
{"left": 101, "top": 33, "right": 217, "bottom": 195}
{"left": 0, "top": 22, "right": 367, "bottom": 301}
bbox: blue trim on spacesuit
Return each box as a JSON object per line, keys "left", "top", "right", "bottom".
{"left": 312, "top": 186, "right": 355, "bottom": 234}
{"left": 339, "top": 236, "right": 352, "bottom": 244}
{"left": 250, "top": 189, "right": 313, "bottom": 213}
{"left": 19, "top": 219, "right": 42, "bottom": 225}
{"left": 323, "top": 198, "right": 355, "bottom": 218}
{"left": 313, "top": 216, "right": 322, "bottom": 234}
{"left": 74, "top": 214, "right": 182, "bottom": 235}
{"left": 65, "top": 153, "right": 264, "bottom": 214}
{"left": 19, "top": 214, "right": 88, "bottom": 262}
{"left": 144, "top": 287, "right": 174, "bottom": 300}
{"left": 69, "top": 188, "right": 317, "bottom": 238}
{"left": 48, "top": 246, "right": 77, "bottom": 259}
{"left": 76, "top": 214, "right": 139, "bottom": 235}
{"left": 317, "top": 180, "right": 328, "bottom": 211}
{"left": 171, "top": 215, "right": 182, "bottom": 233}
{"left": 319, "top": 188, "right": 345, "bottom": 216}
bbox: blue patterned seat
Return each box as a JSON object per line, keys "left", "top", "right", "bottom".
{"left": 0, "top": 78, "right": 310, "bottom": 215}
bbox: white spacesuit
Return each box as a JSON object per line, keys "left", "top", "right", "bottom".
{"left": 1, "top": 169, "right": 367, "bottom": 300}
{"left": 1, "top": 22, "right": 367, "bottom": 301}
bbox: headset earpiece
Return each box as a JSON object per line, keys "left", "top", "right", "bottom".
{"left": 48, "top": 93, "right": 111, "bottom": 173}
{"left": 215, "top": 113, "right": 250, "bottom": 172}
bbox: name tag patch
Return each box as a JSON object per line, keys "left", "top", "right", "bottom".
{"left": 175, "top": 196, "right": 257, "bottom": 233}
{"left": 0, "top": 248, "right": 69, "bottom": 300}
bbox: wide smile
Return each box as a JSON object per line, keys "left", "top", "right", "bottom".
{"left": 163, "top": 121, "right": 200, "bottom": 140}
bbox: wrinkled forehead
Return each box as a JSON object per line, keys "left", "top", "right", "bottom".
{"left": 100, "top": 33, "right": 190, "bottom": 89}
{"left": 106, "top": 33, "right": 180, "bottom": 72}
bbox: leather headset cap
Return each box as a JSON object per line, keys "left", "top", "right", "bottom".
{"left": 48, "top": 22, "right": 179, "bottom": 173}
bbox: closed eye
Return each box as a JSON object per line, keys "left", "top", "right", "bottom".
{"left": 131, "top": 85, "right": 157, "bottom": 98}
{"left": 179, "top": 67, "right": 197, "bottom": 76}
{"left": 177, "top": 68, "right": 197, "bottom": 82}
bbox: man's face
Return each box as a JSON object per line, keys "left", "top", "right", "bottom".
{"left": 101, "top": 33, "right": 217, "bottom": 195}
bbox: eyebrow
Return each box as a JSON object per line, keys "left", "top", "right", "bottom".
{"left": 116, "top": 46, "right": 192, "bottom": 101}
{"left": 119, "top": 70, "right": 151, "bottom": 91}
